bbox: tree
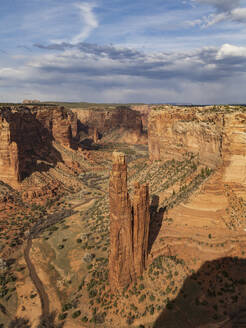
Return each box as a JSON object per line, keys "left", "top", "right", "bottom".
{"left": 8, "top": 317, "right": 31, "bottom": 328}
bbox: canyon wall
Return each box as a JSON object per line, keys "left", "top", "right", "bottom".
{"left": 148, "top": 108, "right": 223, "bottom": 168}
{"left": 0, "top": 106, "right": 78, "bottom": 186}
{"left": 148, "top": 106, "right": 246, "bottom": 192}
{"left": 72, "top": 106, "right": 146, "bottom": 144}
{"left": 222, "top": 112, "right": 246, "bottom": 190}
{"left": 130, "top": 105, "right": 151, "bottom": 130}
{"left": 109, "top": 152, "right": 150, "bottom": 290}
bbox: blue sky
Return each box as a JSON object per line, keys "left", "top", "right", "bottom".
{"left": 1, "top": 0, "right": 246, "bottom": 104}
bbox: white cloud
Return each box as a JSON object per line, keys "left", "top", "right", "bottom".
{"left": 216, "top": 43, "right": 246, "bottom": 59}
{"left": 71, "top": 2, "right": 98, "bottom": 44}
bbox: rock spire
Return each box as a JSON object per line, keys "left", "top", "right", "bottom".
{"left": 109, "top": 152, "right": 150, "bottom": 290}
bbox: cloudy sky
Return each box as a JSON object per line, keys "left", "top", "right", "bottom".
{"left": 1, "top": 0, "right": 246, "bottom": 104}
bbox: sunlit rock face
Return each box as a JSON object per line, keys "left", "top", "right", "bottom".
{"left": 0, "top": 117, "right": 20, "bottom": 186}
{"left": 148, "top": 106, "right": 246, "bottom": 197}
{"left": 148, "top": 108, "right": 223, "bottom": 168}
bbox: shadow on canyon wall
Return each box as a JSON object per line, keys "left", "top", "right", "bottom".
{"left": 148, "top": 195, "right": 165, "bottom": 254}
{"left": 153, "top": 257, "right": 246, "bottom": 328}
{"left": 4, "top": 110, "right": 64, "bottom": 180}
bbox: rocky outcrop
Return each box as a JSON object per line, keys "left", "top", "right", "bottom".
{"left": 109, "top": 152, "right": 135, "bottom": 289}
{"left": 72, "top": 106, "right": 147, "bottom": 144}
{"left": 50, "top": 108, "right": 77, "bottom": 147}
{"left": 133, "top": 182, "right": 150, "bottom": 276}
{"left": 22, "top": 99, "right": 41, "bottom": 104}
{"left": 0, "top": 117, "right": 20, "bottom": 186}
{"left": 93, "top": 127, "right": 99, "bottom": 143}
{"left": 109, "top": 152, "right": 150, "bottom": 290}
{"left": 0, "top": 106, "right": 78, "bottom": 186}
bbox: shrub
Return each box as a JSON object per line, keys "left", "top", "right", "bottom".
{"left": 58, "top": 313, "right": 67, "bottom": 320}
{"left": 138, "top": 295, "right": 146, "bottom": 303}
{"left": 72, "top": 310, "right": 81, "bottom": 318}
{"left": 62, "top": 303, "right": 73, "bottom": 312}
{"left": 149, "top": 294, "right": 155, "bottom": 301}
{"left": 149, "top": 305, "right": 155, "bottom": 315}
{"left": 81, "top": 316, "right": 88, "bottom": 322}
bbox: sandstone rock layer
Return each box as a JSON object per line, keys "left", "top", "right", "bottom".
{"left": 148, "top": 108, "right": 223, "bottom": 168}
{"left": 148, "top": 106, "right": 246, "bottom": 197}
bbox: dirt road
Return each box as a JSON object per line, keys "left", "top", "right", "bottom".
{"left": 24, "top": 237, "right": 50, "bottom": 317}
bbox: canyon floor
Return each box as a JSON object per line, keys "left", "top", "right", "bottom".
{"left": 1, "top": 106, "right": 246, "bottom": 327}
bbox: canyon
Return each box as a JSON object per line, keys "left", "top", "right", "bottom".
{"left": 1, "top": 103, "right": 246, "bottom": 328}
{"left": 72, "top": 106, "right": 147, "bottom": 144}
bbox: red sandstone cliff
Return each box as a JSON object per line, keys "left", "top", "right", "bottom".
{"left": 148, "top": 106, "right": 246, "bottom": 195}
{"left": 148, "top": 107, "right": 223, "bottom": 168}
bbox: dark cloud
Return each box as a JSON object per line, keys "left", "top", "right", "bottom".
{"left": 197, "top": 0, "right": 241, "bottom": 12}
{"left": 33, "top": 43, "right": 246, "bottom": 84}
{"left": 34, "top": 42, "right": 144, "bottom": 60}
{"left": 194, "top": 0, "right": 246, "bottom": 25}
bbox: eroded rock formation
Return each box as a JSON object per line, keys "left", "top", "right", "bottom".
{"left": 109, "top": 152, "right": 135, "bottom": 289}
{"left": 109, "top": 152, "right": 150, "bottom": 290}
{"left": 93, "top": 127, "right": 99, "bottom": 143}
{"left": 0, "top": 105, "right": 78, "bottom": 186}
{"left": 133, "top": 182, "right": 150, "bottom": 276}
{"left": 0, "top": 117, "right": 20, "bottom": 186}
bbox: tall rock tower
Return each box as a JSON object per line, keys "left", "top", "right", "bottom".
{"left": 133, "top": 182, "right": 150, "bottom": 276}
{"left": 109, "top": 152, "right": 150, "bottom": 290}
{"left": 0, "top": 118, "right": 20, "bottom": 186}
{"left": 109, "top": 152, "right": 135, "bottom": 289}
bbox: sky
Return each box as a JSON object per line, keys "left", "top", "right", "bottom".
{"left": 1, "top": 0, "right": 246, "bottom": 104}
